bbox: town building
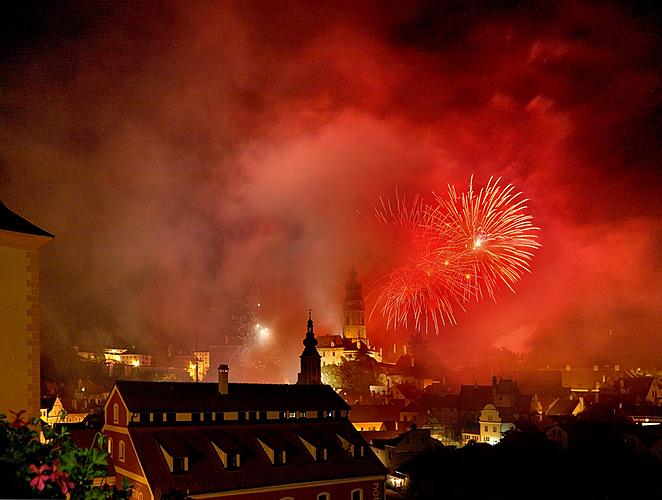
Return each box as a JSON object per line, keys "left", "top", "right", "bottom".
{"left": 0, "top": 201, "right": 53, "bottom": 418}
{"left": 40, "top": 396, "right": 88, "bottom": 425}
{"left": 102, "top": 314, "right": 386, "bottom": 499}
{"left": 317, "top": 267, "right": 382, "bottom": 366}
{"left": 370, "top": 427, "right": 442, "bottom": 471}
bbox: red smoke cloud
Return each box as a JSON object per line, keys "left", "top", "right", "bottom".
{"left": 1, "top": 1, "right": 660, "bottom": 380}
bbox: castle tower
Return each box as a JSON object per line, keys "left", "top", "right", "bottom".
{"left": 0, "top": 201, "right": 53, "bottom": 418}
{"left": 343, "top": 265, "right": 367, "bottom": 340}
{"left": 297, "top": 310, "right": 321, "bottom": 385}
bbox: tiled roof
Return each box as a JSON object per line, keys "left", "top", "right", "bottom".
{"left": 114, "top": 381, "right": 350, "bottom": 413}
{"left": 459, "top": 385, "right": 494, "bottom": 411}
{"left": 317, "top": 335, "right": 345, "bottom": 348}
{"left": 622, "top": 377, "right": 654, "bottom": 397}
{"left": 129, "top": 420, "right": 386, "bottom": 495}
{"left": 546, "top": 398, "right": 581, "bottom": 417}
{"left": 393, "top": 384, "right": 419, "bottom": 400}
{"left": 418, "top": 394, "right": 460, "bottom": 410}
{"left": 349, "top": 404, "right": 401, "bottom": 423}
{"left": 0, "top": 201, "right": 53, "bottom": 237}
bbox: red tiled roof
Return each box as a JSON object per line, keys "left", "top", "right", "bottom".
{"left": 114, "top": 381, "right": 350, "bottom": 413}
{"left": 128, "top": 420, "right": 385, "bottom": 495}
{"left": 317, "top": 335, "right": 345, "bottom": 348}
{"left": 349, "top": 404, "right": 401, "bottom": 423}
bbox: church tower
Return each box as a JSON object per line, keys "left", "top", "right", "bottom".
{"left": 343, "top": 265, "right": 367, "bottom": 341}
{"left": 297, "top": 310, "right": 321, "bottom": 385}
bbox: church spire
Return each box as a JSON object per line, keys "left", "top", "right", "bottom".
{"left": 297, "top": 309, "right": 321, "bottom": 385}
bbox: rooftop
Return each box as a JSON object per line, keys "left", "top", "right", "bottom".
{"left": 0, "top": 201, "right": 53, "bottom": 237}
{"left": 114, "top": 380, "right": 350, "bottom": 413}
{"left": 129, "top": 420, "right": 385, "bottom": 495}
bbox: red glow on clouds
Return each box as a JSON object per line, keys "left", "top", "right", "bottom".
{"left": 0, "top": 1, "right": 660, "bottom": 379}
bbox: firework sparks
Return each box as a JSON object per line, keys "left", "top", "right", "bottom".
{"left": 435, "top": 176, "right": 541, "bottom": 301}
{"left": 370, "top": 177, "right": 540, "bottom": 333}
{"left": 369, "top": 192, "right": 469, "bottom": 333}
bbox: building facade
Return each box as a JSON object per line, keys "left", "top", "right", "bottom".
{"left": 0, "top": 201, "right": 52, "bottom": 418}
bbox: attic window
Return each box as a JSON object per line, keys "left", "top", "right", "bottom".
{"left": 112, "top": 404, "right": 119, "bottom": 424}
{"left": 211, "top": 441, "right": 241, "bottom": 470}
{"left": 299, "top": 435, "right": 328, "bottom": 462}
{"left": 160, "top": 445, "right": 189, "bottom": 474}
{"left": 257, "top": 438, "right": 287, "bottom": 466}
{"left": 173, "top": 457, "right": 188, "bottom": 474}
{"left": 337, "top": 434, "right": 361, "bottom": 457}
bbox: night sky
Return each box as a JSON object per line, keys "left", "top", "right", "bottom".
{"left": 1, "top": 1, "right": 660, "bottom": 381}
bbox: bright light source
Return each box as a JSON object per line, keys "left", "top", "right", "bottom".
{"left": 131, "top": 360, "right": 140, "bottom": 367}
{"left": 255, "top": 323, "right": 271, "bottom": 342}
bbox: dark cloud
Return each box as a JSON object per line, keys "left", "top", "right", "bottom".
{"left": 1, "top": 0, "right": 660, "bottom": 380}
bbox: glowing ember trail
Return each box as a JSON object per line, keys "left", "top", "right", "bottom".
{"left": 370, "top": 177, "right": 540, "bottom": 333}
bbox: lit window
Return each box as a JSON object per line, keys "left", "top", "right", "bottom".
{"left": 351, "top": 489, "right": 363, "bottom": 500}
{"left": 119, "top": 440, "right": 126, "bottom": 462}
{"left": 113, "top": 404, "right": 119, "bottom": 424}
{"left": 107, "top": 437, "right": 113, "bottom": 456}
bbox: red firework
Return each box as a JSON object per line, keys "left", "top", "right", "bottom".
{"left": 370, "top": 177, "right": 540, "bottom": 333}
{"left": 369, "top": 193, "right": 468, "bottom": 332}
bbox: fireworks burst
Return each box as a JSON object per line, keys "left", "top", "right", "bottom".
{"left": 370, "top": 177, "right": 540, "bottom": 333}
{"left": 369, "top": 193, "right": 469, "bottom": 333}
{"left": 435, "top": 176, "right": 541, "bottom": 301}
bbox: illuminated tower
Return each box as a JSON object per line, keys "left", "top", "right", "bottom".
{"left": 0, "top": 201, "right": 53, "bottom": 418}
{"left": 297, "top": 310, "right": 321, "bottom": 385}
{"left": 343, "top": 265, "right": 367, "bottom": 341}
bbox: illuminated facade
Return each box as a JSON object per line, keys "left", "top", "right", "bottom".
{"left": 0, "top": 201, "right": 52, "bottom": 418}
{"left": 343, "top": 265, "right": 367, "bottom": 340}
{"left": 317, "top": 266, "right": 382, "bottom": 366}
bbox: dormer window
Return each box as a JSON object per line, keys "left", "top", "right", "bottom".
{"left": 211, "top": 440, "right": 241, "bottom": 470}
{"left": 113, "top": 403, "right": 119, "bottom": 424}
{"left": 257, "top": 438, "right": 287, "bottom": 466}
{"left": 160, "top": 444, "right": 189, "bottom": 474}
{"left": 274, "top": 449, "right": 286, "bottom": 465}
{"left": 173, "top": 456, "right": 188, "bottom": 474}
{"left": 299, "top": 435, "right": 328, "bottom": 462}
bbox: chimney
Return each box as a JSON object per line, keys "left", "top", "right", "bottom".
{"left": 218, "top": 364, "right": 229, "bottom": 395}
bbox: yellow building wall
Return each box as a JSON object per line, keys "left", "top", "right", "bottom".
{"left": 0, "top": 245, "right": 41, "bottom": 419}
